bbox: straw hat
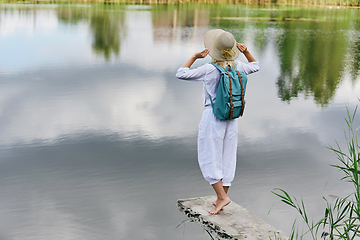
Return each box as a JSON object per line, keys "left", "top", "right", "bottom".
{"left": 204, "top": 29, "right": 239, "bottom": 61}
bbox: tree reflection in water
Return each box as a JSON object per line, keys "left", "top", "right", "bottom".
{"left": 56, "top": 4, "right": 360, "bottom": 104}
{"left": 275, "top": 20, "right": 348, "bottom": 106}
{"left": 205, "top": 6, "right": 360, "bottom": 106}
{"left": 58, "top": 6, "right": 90, "bottom": 25}
{"left": 349, "top": 21, "right": 360, "bottom": 85}
{"left": 58, "top": 6, "right": 125, "bottom": 61}
{"left": 151, "top": 4, "right": 209, "bottom": 42}
{"left": 90, "top": 8, "right": 125, "bottom": 61}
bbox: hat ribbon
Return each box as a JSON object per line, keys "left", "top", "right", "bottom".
{"left": 216, "top": 33, "right": 236, "bottom": 59}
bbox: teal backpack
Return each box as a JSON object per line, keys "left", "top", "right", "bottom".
{"left": 208, "top": 62, "right": 248, "bottom": 120}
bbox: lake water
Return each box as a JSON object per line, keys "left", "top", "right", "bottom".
{"left": 0, "top": 3, "right": 360, "bottom": 239}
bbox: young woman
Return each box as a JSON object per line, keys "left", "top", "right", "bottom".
{"left": 176, "top": 29, "right": 259, "bottom": 214}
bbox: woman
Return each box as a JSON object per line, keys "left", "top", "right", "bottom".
{"left": 176, "top": 29, "right": 259, "bottom": 214}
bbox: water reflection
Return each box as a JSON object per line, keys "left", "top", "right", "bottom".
{"left": 152, "top": 5, "right": 209, "bottom": 42}
{"left": 275, "top": 21, "right": 348, "bottom": 105}
{"left": 57, "top": 6, "right": 126, "bottom": 60}
{"left": 205, "top": 5, "right": 360, "bottom": 105}
{"left": 90, "top": 8, "right": 125, "bottom": 60}
{"left": 349, "top": 22, "right": 360, "bottom": 84}
{"left": 58, "top": 5, "right": 90, "bottom": 25}
{"left": 0, "top": 4, "right": 360, "bottom": 240}
{"left": 2, "top": 5, "right": 359, "bottom": 105}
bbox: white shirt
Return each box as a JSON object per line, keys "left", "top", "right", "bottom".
{"left": 176, "top": 60, "right": 259, "bottom": 106}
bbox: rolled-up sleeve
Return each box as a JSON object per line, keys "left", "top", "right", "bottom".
{"left": 175, "top": 65, "right": 208, "bottom": 81}
{"left": 236, "top": 61, "right": 260, "bottom": 75}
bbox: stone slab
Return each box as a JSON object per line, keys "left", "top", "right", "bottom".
{"left": 177, "top": 196, "right": 288, "bottom": 240}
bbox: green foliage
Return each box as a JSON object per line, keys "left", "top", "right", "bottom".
{"left": 272, "top": 104, "right": 360, "bottom": 239}
{"left": 175, "top": 218, "right": 194, "bottom": 229}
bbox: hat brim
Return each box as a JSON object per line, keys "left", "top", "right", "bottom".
{"left": 204, "top": 29, "right": 239, "bottom": 61}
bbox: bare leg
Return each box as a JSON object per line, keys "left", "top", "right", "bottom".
{"left": 209, "top": 181, "right": 231, "bottom": 215}
{"left": 213, "top": 186, "right": 230, "bottom": 206}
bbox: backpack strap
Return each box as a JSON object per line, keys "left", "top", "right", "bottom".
{"left": 206, "top": 63, "right": 223, "bottom": 107}
{"left": 236, "top": 70, "right": 245, "bottom": 117}
{"left": 209, "top": 62, "right": 224, "bottom": 108}
{"left": 226, "top": 71, "right": 234, "bottom": 119}
{"left": 210, "top": 62, "right": 226, "bottom": 73}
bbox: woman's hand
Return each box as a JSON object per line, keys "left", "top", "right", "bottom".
{"left": 236, "top": 43, "right": 256, "bottom": 63}
{"left": 182, "top": 49, "right": 209, "bottom": 68}
{"left": 194, "top": 48, "right": 210, "bottom": 59}
{"left": 236, "top": 43, "right": 248, "bottom": 53}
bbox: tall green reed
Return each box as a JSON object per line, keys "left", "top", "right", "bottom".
{"left": 273, "top": 104, "right": 360, "bottom": 240}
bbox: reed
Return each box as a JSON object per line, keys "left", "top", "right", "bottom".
{"left": 176, "top": 219, "right": 215, "bottom": 239}
{"left": 273, "top": 104, "right": 360, "bottom": 240}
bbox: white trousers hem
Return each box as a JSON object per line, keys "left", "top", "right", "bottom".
{"left": 208, "top": 180, "right": 232, "bottom": 187}
{"left": 209, "top": 179, "right": 221, "bottom": 185}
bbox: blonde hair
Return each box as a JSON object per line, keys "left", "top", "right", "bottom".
{"left": 211, "top": 58, "right": 236, "bottom": 70}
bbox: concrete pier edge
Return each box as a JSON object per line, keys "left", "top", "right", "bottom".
{"left": 177, "top": 196, "right": 288, "bottom": 240}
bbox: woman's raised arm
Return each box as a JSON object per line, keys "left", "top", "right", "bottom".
{"left": 236, "top": 43, "right": 256, "bottom": 63}
{"left": 182, "top": 49, "right": 210, "bottom": 68}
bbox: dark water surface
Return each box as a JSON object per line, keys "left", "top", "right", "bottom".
{"left": 1, "top": 3, "right": 360, "bottom": 239}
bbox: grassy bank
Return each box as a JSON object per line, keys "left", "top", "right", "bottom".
{"left": 1, "top": 0, "right": 360, "bottom": 7}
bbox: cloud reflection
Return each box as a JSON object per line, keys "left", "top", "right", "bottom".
{"left": 0, "top": 4, "right": 359, "bottom": 148}
{"left": 0, "top": 6, "right": 359, "bottom": 240}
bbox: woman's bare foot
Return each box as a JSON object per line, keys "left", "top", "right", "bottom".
{"left": 212, "top": 200, "right": 224, "bottom": 210}
{"left": 209, "top": 197, "right": 231, "bottom": 215}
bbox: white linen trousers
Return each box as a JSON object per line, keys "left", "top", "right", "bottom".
{"left": 176, "top": 60, "right": 259, "bottom": 186}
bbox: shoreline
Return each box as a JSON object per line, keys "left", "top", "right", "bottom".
{"left": 1, "top": 0, "right": 360, "bottom": 7}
